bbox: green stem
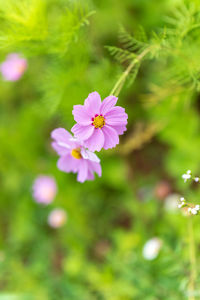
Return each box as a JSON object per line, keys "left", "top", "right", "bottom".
{"left": 110, "top": 47, "right": 150, "bottom": 97}
{"left": 188, "top": 217, "right": 196, "bottom": 300}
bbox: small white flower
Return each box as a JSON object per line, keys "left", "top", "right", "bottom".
{"left": 194, "top": 177, "right": 199, "bottom": 182}
{"left": 182, "top": 173, "right": 191, "bottom": 182}
{"left": 142, "top": 238, "right": 163, "bottom": 260}
{"left": 180, "top": 197, "right": 185, "bottom": 202}
{"left": 191, "top": 208, "right": 198, "bottom": 215}
{"left": 178, "top": 202, "right": 185, "bottom": 208}
{"left": 195, "top": 205, "right": 200, "bottom": 211}
{"left": 187, "top": 170, "right": 192, "bottom": 174}
{"left": 188, "top": 207, "right": 192, "bottom": 213}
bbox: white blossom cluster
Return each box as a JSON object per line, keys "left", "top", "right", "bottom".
{"left": 188, "top": 205, "right": 200, "bottom": 215}
{"left": 182, "top": 170, "right": 199, "bottom": 183}
{"left": 178, "top": 197, "right": 185, "bottom": 208}
{"left": 179, "top": 170, "right": 200, "bottom": 215}
{"left": 178, "top": 197, "right": 200, "bottom": 216}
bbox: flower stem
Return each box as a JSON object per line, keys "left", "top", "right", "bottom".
{"left": 188, "top": 217, "right": 196, "bottom": 300}
{"left": 110, "top": 47, "right": 150, "bottom": 97}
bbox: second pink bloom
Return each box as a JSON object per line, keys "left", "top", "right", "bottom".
{"left": 51, "top": 128, "right": 101, "bottom": 183}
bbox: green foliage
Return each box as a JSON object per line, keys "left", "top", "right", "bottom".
{"left": 0, "top": 0, "right": 94, "bottom": 55}
{"left": 1, "top": 0, "right": 200, "bottom": 299}
{"left": 108, "top": 1, "right": 200, "bottom": 91}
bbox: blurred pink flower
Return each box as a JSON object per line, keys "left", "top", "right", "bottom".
{"left": 0, "top": 53, "right": 27, "bottom": 81}
{"left": 71, "top": 91, "right": 128, "bottom": 152}
{"left": 32, "top": 176, "right": 57, "bottom": 204}
{"left": 51, "top": 128, "right": 101, "bottom": 183}
{"left": 48, "top": 208, "right": 67, "bottom": 228}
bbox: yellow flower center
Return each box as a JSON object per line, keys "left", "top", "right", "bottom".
{"left": 92, "top": 115, "right": 105, "bottom": 129}
{"left": 71, "top": 148, "right": 82, "bottom": 159}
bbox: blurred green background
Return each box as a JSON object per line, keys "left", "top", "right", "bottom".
{"left": 1, "top": 0, "right": 200, "bottom": 299}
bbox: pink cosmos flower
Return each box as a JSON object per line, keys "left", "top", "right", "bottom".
{"left": 0, "top": 53, "right": 27, "bottom": 81}
{"left": 71, "top": 92, "right": 128, "bottom": 152}
{"left": 48, "top": 208, "right": 67, "bottom": 228}
{"left": 51, "top": 128, "right": 101, "bottom": 183}
{"left": 32, "top": 176, "right": 57, "bottom": 205}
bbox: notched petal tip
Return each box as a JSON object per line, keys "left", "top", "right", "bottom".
{"left": 88, "top": 91, "right": 101, "bottom": 98}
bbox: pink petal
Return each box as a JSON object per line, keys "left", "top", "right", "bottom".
{"left": 84, "top": 92, "right": 101, "bottom": 116}
{"left": 106, "top": 118, "right": 127, "bottom": 126}
{"left": 71, "top": 123, "right": 94, "bottom": 140}
{"left": 57, "top": 155, "right": 79, "bottom": 173}
{"left": 84, "top": 128, "right": 105, "bottom": 152}
{"left": 100, "top": 95, "right": 118, "bottom": 115}
{"left": 89, "top": 161, "right": 102, "bottom": 177}
{"left": 87, "top": 169, "right": 95, "bottom": 180}
{"left": 77, "top": 159, "right": 88, "bottom": 182}
{"left": 102, "top": 125, "right": 119, "bottom": 149}
{"left": 105, "top": 106, "right": 126, "bottom": 116}
{"left": 105, "top": 107, "right": 128, "bottom": 126}
{"left": 72, "top": 105, "right": 91, "bottom": 125}
{"left": 51, "top": 128, "right": 72, "bottom": 143}
{"left": 52, "top": 142, "right": 70, "bottom": 156}
{"left": 112, "top": 125, "right": 127, "bottom": 135}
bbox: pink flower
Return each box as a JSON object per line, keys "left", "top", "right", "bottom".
{"left": 32, "top": 176, "right": 57, "bottom": 204}
{"left": 71, "top": 92, "right": 128, "bottom": 152}
{"left": 0, "top": 53, "right": 27, "bottom": 81}
{"left": 48, "top": 208, "right": 67, "bottom": 228}
{"left": 51, "top": 128, "right": 101, "bottom": 183}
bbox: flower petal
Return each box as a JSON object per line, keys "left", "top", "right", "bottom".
{"left": 100, "top": 95, "right": 118, "bottom": 115}
{"left": 89, "top": 161, "right": 102, "bottom": 177}
{"left": 52, "top": 142, "right": 70, "bottom": 156}
{"left": 71, "top": 123, "right": 94, "bottom": 141}
{"left": 106, "top": 118, "right": 127, "bottom": 126}
{"left": 51, "top": 128, "right": 72, "bottom": 144}
{"left": 102, "top": 125, "right": 119, "bottom": 149}
{"left": 84, "top": 92, "right": 101, "bottom": 115}
{"left": 84, "top": 128, "right": 105, "bottom": 152}
{"left": 57, "top": 155, "right": 79, "bottom": 173}
{"left": 77, "top": 159, "right": 88, "bottom": 183}
{"left": 80, "top": 148, "right": 100, "bottom": 163}
{"left": 72, "top": 105, "right": 91, "bottom": 125}
{"left": 105, "top": 106, "right": 126, "bottom": 116}
{"left": 112, "top": 125, "right": 127, "bottom": 135}
{"left": 51, "top": 128, "right": 78, "bottom": 151}
{"left": 87, "top": 169, "right": 95, "bottom": 181}
{"left": 105, "top": 107, "right": 128, "bottom": 126}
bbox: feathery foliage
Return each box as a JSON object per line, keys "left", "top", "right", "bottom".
{"left": 1, "top": 0, "right": 200, "bottom": 299}
{"left": 0, "top": 0, "right": 94, "bottom": 55}
{"left": 107, "top": 1, "right": 200, "bottom": 94}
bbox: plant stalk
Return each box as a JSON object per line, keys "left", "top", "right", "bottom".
{"left": 110, "top": 47, "right": 150, "bottom": 97}
{"left": 188, "top": 217, "right": 196, "bottom": 300}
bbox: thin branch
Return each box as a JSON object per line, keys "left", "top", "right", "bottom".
{"left": 110, "top": 47, "right": 150, "bottom": 97}
{"left": 188, "top": 217, "right": 196, "bottom": 300}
